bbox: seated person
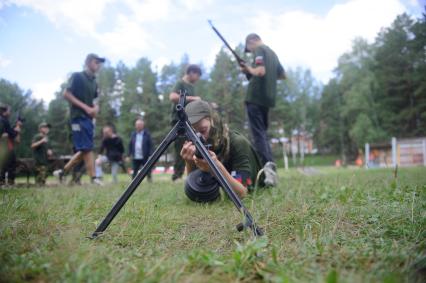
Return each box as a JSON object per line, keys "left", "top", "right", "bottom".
{"left": 95, "top": 124, "right": 125, "bottom": 184}
{"left": 180, "top": 100, "right": 266, "bottom": 198}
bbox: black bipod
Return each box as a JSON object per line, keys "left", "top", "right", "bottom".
{"left": 89, "top": 91, "right": 263, "bottom": 239}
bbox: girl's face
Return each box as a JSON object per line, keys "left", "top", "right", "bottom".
{"left": 192, "top": 117, "right": 211, "bottom": 141}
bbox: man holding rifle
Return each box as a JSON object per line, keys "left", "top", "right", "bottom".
{"left": 239, "top": 33, "right": 286, "bottom": 187}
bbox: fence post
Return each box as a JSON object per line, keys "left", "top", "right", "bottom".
{"left": 423, "top": 139, "right": 426, "bottom": 167}
{"left": 392, "top": 137, "right": 397, "bottom": 168}
{"left": 365, "top": 143, "right": 370, "bottom": 169}
{"left": 283, "top": 142, "right": 289, "bottom": 171}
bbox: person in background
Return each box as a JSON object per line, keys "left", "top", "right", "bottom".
{"left": 31, "top": 122, "right": 53, "bottom": 185}
{"left": 239, "top": 33, "right": 286, "bottom": 187}
{"left": 169, "top": 64, "right": 202, "bottom": 181}
{"left": 53, "top": 53, "right": 105, "bottom": 185}
{"left": 128, "top": 118, "right": 153, "bottom": 181}
{"left": 0, "top": 104, "right": 22, "bottom": 187}
{"left": 95, "top": 124, "right": 125, "bottom": 183}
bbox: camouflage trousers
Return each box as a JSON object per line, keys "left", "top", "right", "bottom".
{"left": 35, "top": 165, "right": 48, "bottom": 185}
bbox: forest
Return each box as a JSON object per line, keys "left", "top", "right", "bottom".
{"left": 1, "top": 12, "right": 425, "bottom": 164}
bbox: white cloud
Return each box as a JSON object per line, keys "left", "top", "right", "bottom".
{"left": 6, "top": 0, "right": 112, "bottom": 35}
{"left": 152, "top": 56, "right": 170, "bottom": 71}
{"left": 205, "top": 43, "right": 223, "bottom": 68}
{"left": 408, "top": 0, "right": 420, "bottom": 7}
{"left": 123, "top": 0, "right": 171, "bottom": 22}
{"left": 94, "top": 14, "right": 151, "bottom": 62}
{"left": 31, "top": 78, "right": 63, "bottom": 103}
{"left": 3, "top": 0, "right": 157, "bottom": 62}
{"left": 2, "top": 0, "right": 411, "bottom": 85}
{"left": 178, "top": 0, "right": 213, "bottom": 11}
{"left": 0, "top": 54, "right": 12, "bottom": 68}
{"left": 2, "top": 0, "right": 199, "bottom": 64}
{"left": 248, "top": 0, "right": 406, "bottom": 82}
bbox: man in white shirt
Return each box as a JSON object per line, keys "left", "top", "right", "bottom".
{"left": 128, "top": 118, "right": 153, "bottom": 181}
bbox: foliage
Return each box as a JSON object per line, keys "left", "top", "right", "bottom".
{"left": 0, "top": 12, "right": 424, "bottom": 163}
{"left": 317, "top": 12, "right": 426, "bottom": 162}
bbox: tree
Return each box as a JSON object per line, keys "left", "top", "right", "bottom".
{"left": 318, "top": 12, "right": 426, "bottom": 161}
{"left": 46, "top": 84, "right": 72, "bottom": 155}
{"left": 271, "top": 68, "right": 321, "bottom": 160}
{"left": 118, "top": 58, "right": 166, "bottom": 147}
{"left": 374, "top": 13, "right": 426, "bottom": 137}
{"left": 208, "top": 45, "right": 247, "bottom": 132}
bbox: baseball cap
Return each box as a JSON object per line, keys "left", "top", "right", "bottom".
{"left": 0, "top": 103, "right": 9, "bottom": 111}
{"left": 244, "top": 33, "right": 261, "bottom": 52}
{"left": 39, "top": 122, "right": 51, "bottom": 129}
{"left": 85, "top": 53, "right": 106, "bottom": 64}
{"left": 185, "top": 100, "right": 211, "bottom": 124}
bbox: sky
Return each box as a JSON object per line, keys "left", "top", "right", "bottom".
{"left": 0, "top": 0, "right": 424, "bottom": 104}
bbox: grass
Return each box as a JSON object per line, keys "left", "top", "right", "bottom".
{"left": 274, "top": 154, "right": 340, "bottom": 168}
{"left": 0, "top": 167, "right": 425, "bottom": 282}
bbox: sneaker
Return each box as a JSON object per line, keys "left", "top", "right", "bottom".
{"left": 263, "top": 162, "right": 278, "bottom": 187}
{"left": 67, "top": 179, "right": 82, "bottom": 186}
{"left": 171, "top": 174, "right": 182, "bottom": 182}
{"left": 91, "top": 177, "right": 104, "bottom": 186}
{"left": 53, "top": 169, "right": 65, "bottom": 183}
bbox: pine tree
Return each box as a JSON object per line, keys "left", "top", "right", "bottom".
{"left": 46, "top": 85, "right": 72, "bottom": 155}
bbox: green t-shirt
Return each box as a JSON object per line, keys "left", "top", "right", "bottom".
{"left": 66, "top": 71, "right": 98, "bottom": 120}
{"left": 171, "top": 80, "right": 195, "bottom": 123}
{"left": 222, "top": 131, "right": 264, "bottom": 188}
{"left": 246, "top": 44, "right": 284, "bottom": 108}
{"left": 32, "top": 133, "right": 50, "bottom": 165}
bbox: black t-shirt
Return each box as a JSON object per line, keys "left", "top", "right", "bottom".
{"left": 99, "top": 136, "right": 124, "bottom": 162}
{"left": 0, "top": 116, "right": 17, "bottom": 139}
{"left": 66, "top": 71, "right": 98, "bottom": 120}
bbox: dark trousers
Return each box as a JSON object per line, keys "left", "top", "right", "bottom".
{"left": 0, "top": 150, "right": 16, "bottom": 185}
{"left": 246, "top": 102, "right": 273, "bottom": 164}
{"left": 173, "top": 136, "right": 186, "bottom": 178}
{"left": 132, "top": 159, "right": 151, "bottom": 180}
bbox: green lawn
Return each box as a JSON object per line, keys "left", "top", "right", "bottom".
{"left": 1, "top": 167, "right": 425, "bottom": 282}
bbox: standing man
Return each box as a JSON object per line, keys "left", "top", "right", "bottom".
{"left": 95, "top": 124, "right": 125, "bottom": 183}
{"left": 31, "top": 122, "right": 53, "bottom": 185}
{"left": 169, "top": 64, "right": 202, "bottom": 181}
{"left": 128, "top": 118, "right": 153, "bottom": 181}
{"left": 240, "top": 33, "right": 286, "bottom": 187}
{"left": 0, "top": 104, "right": 22, "bottom": 186}
{"left": 53, "top": 53, "right": 105, "bottom": 185}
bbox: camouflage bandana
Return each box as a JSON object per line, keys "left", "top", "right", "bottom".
{"left": 207, "top": 110, "right": 230, "bottom": 164}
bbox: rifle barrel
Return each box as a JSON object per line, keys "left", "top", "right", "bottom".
{"left": 208, "top": 20, "right": 244, "bottom": 63}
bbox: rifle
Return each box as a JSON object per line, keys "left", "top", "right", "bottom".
{"left": 16, "top": 111, "right": 25, "bottom": 125}
{"left": 208, "top": 20, "right": 252, "bottom": 80}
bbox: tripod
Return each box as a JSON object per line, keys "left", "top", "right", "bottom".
{"left": 90, "top": 91, "right": 263, "bottom": 238}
